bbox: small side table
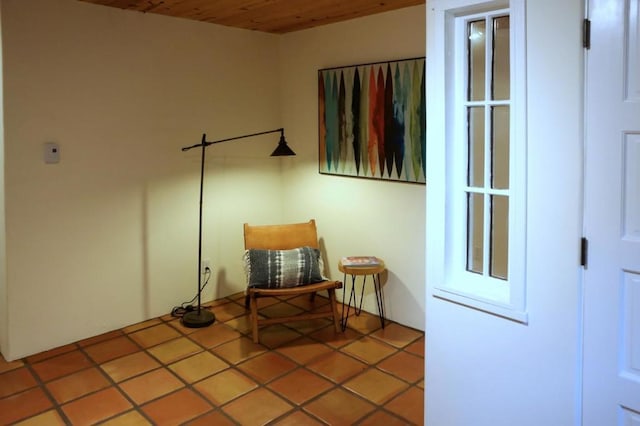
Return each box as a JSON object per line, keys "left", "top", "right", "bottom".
{"left": 338, "top": 257, "right": 386, "bottom": 330}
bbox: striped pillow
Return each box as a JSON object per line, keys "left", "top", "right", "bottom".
{"left": 244, "top": 246, "right": 325, "bottom": 289}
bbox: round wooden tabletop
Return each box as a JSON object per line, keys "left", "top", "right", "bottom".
{"left": 338, "top": 257, "right": 386, "bottom": 275}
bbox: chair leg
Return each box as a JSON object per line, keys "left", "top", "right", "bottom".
{"left": 328, "top": 289, "right": 341, "bottom": 332}
{"left": 244, "top": 294, "right": 250, "bottom": 310}
{"left": 250, "top": 294, "right": 260, "bottom": 343}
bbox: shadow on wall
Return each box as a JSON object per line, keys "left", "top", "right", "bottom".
{"left": 382, "top": 270, "right": 423, "bottom": 325}
{"left": 340, "top": 269, "right": 422, "bottom": 328}
{"left": 318, "top": 237, "right": 333, "bottom": 280}
{"left": 214, "top": 268, "right": 234, "bottom": 300}
{"left": 142, "top": 185, "right": 150, "bottom": 319}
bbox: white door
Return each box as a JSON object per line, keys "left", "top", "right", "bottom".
{"left": 583, "top": 0, "right": 640, "bottom": 423}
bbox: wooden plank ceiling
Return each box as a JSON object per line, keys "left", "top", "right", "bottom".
{"left": 78, "top": 0, "right": 425, "bottom": 34}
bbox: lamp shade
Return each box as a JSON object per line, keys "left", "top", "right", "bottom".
{"left": 270, "top": 134, "right": 296, "bottom": 156}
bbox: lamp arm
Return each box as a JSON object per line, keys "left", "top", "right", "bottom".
{"left": 181, "top": 128, "right": 284, "bottom": 152}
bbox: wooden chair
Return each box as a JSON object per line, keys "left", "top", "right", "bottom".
{"left": 243, "top": 219, "right": 343, "bottom": 343}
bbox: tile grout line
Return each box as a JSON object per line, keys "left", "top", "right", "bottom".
{"left": 20, "top": 354, "right": 73, "bottom": 425}
{"left": 62, "top": 333, "right": 151, "bottom": 425}
{"left": 122, "top": 312, "right": 238, "bottom": 422}
{"left": 2, "top": 294, "right": 423, "bottom": 425}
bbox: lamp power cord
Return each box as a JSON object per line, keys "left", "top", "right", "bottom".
{"left": 171, "top": 266, "right": 213, "bottom": 318}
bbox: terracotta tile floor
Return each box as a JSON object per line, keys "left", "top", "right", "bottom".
{"left": 0, "top": 293, "right": 424, "bottom": 425}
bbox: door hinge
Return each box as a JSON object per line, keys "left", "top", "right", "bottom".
{"left": 583, "top": 18, "right": 591, "bottom": 49}
{"left": 581, "top": 237, "right": 589, "bottom": 268}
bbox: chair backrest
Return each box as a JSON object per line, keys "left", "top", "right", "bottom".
{"left": 244, "top": 219, "right": 319, "bottom": 250}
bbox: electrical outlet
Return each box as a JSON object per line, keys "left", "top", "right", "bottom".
{"left": 201, "top": 258, "right": 211, "bottom": 273}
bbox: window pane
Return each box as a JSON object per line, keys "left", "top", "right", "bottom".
{"left": 468, "top": 19, "right": 486, "bottom": 101}
{"left": 491, "top": 106, "right": 510, "bottom": 189}
{"left": 490, "top": 195, "right": 509, "bottom": 279}
{"left": 467, "top": 192, "right": 484, "bottom": 274}
{"left": 492, "top": 16, "right": 510, "bottom": 100}
{"left": 468, "top": 106, "right": 485, "bottom": 187}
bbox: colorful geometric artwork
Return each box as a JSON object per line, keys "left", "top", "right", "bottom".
{"left": 318, "top": 57, "right": 426, "bottom": 184}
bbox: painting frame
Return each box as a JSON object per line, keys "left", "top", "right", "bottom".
{"left": 318, "top": 57, "right": 426, "bottom": 184}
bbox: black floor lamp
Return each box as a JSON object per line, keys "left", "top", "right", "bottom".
{"left": 180, "top": 128, "right": 296, "bottom": 328}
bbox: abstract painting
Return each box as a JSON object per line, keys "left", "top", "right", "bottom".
{"left": 318, "top": 57, "right": 426, "bottom": 184}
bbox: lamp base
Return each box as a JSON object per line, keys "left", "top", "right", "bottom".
{"left": 181, "top": 309, "right": 215, "bottom": 328}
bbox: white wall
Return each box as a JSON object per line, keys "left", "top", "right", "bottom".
{"left": 425, "top": 0, "right": 584, "bottom": 424}
{"left": 279, "top": 6, "right": 427, "bottom": 331}
{"left": 0, "top": 0, "right": 427, "bottom": 360}
{"left": 1, "top": 0, "right": 284, "bottom": 360}
{"left": 0, "top": 3, "right": 7, "bottom": 357}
